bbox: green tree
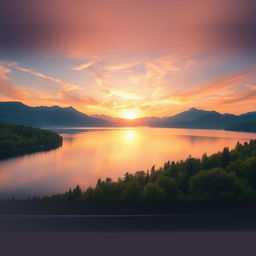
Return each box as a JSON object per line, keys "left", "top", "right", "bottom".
{"left": 242, "top": 157, "right": 256, "bottom": 189}
{"left": 157, "top": 175, "right": 180, "bottom": 200}
{"left": 189, "top": 168, "right": 247, "bottom": 200}
{"left": 142, "top": 182, "right": 165, "bottom": 201}
{"left": 121, "top": 182, "right": 142, "bottom": 201}
{"left": 221, "top": 147, "right": 230, "bottom": 168}
{"left": 123, "top": 172, "right": 130, "bottom": 183}
{"left": 150, "top": 165, "right": 157, "bottom": 182}
{"left": 134, "top": 171, "right": 147, "bottom": 186}
{"left": 72, "top": 185, "right": 82, "bottom": 199}
{"left": 84, "top": 187, "right": 94, "bottom": 201}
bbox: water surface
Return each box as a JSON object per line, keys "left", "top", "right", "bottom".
{"left": 0, "top": 127, "right": 255, "bottom": 198}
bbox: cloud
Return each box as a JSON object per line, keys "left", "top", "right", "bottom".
{"left": 0, "top": 61, "right": 93, "bottom": 109}
{"left": 0, "top": 79, "right": 29, "bottom": 100}
{"left": 172, "top": 65, "right": 256, "bottom": 101}
{"left": 53, "top": 93, "right": 100, "bottom": 107}
{"left": 101, "top": 88, "right": 143, "bottom": 100}
{"left": 213, "top": 87, "right": 256, "bottom": 107}
{"left": 142, "top": 99, "right": 182, "bottom": 107}
{"left": 0, "top": 81, "right": 28, "bottom": 99}
{"left": 56, "top": 84, "right": 81, "bottom": 99}
{"left": 5, "top": 62, "right": 64, "bottom": 84}
{"left": 144, "top": 56, "right": 181, "bottom": 90}
{"left": 0, "top": 64, "right": 28, "bottom": 100}
{"left": 72, "top": 58, "right": 101, "bottom": 71}
{"left": 2, "top": 62, "right": 82, "bottom": 98}
{"left": 14, "top": 65, "right": 63, "bottom": 83}
{"left": 2, "top": 54, "right": 256, "bottom": 117}
{"left": 0, "top": 65, "right": 11, "bottom": 80}
{"left": 82, "top": 60, "right": 143, "bottom": 86}
{"left": 102, "top": 62, "right": 140, "bottom": 71}
{"left": 147, "top": 64, "right": 256, "bottom": 114}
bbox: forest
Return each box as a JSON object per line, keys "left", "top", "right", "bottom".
{"left": 0, "top": 122, "right": 62, "bottom": 160}
{"left": 40, "top": 139, "right": 256, "bottom": 201}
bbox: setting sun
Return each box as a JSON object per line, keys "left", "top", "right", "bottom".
{"left": 122, "top": 111, "right": 138, "bottom": 120}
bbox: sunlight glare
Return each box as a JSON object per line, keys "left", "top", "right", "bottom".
{"left": 123, "top": 130, "right": 137, "bottom": 144}
{"left": 122, "top": 111, "right": 138, "bottom": 120}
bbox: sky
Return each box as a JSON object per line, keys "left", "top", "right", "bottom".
{"left": 0, "top": 0, "right": 256, "bottom": 118}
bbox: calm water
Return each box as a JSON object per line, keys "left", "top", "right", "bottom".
{"left": 0, "top": 127, "right": 256, "bottom": 198}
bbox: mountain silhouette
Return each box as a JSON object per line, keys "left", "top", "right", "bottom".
{"left": 1, "top": 102, "right": 256, "bottom": 132}
{"left": 152, "top": 108, "right": 256, "bottom": 130}
{"left": 0, "top": 102, "right": 113, "bottom": 127}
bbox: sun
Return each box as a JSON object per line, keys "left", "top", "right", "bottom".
{"left": 122, "top": 111, "right": 138, "bottom": 120}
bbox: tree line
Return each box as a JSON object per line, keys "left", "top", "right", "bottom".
{"left": 0, "top": 122, "right": 62, "bottom": 160}
{"left": 40, "top": 139, "right": 256, "bottom": 201}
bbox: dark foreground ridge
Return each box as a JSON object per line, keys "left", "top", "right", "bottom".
{"left": 0, "top": 122, "right": 62, "bottom": 160}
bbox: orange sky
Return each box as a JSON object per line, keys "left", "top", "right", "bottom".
{"left": 0, "top": 0, "right": 256, "bottom": 117}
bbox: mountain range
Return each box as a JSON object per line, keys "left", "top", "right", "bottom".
{"left": 0, "top": 102, "right": 256, "bottom": 132}
{"left": 152, "top": 107, "right": 256, "bottom": 131}
{"left": 0, "top": 102, "right": 113, "bottom": 127}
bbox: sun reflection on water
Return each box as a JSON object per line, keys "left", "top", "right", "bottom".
{"left": 123, "top": 129, "right": 138, "bottom": 144}
{"left": 0, "top": 127, "right": 255, "bottom": 198}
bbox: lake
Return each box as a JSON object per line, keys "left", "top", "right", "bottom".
{"left": 0, "top": 127, "right": 256, "bottom": 199}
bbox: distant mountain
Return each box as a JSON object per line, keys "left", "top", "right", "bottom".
{"left": 1, "top": 102, "right": 256, "bottom": 132}
{"left": 163, "top": 107, "right": 219, "bottom": 122}
{"left": 0, "top": 102, "right": 113, "bottom": 127}
{"left": 225, "top": 123, "right": 256, "bottom": 133}
{"left": 90, "top": 114, "right": 118, "bottom": 122}
{"left": 152, "top": 108, "right": 256, "bottom": 131}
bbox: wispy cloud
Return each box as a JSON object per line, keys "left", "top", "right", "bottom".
{"left": 0, "top": 66, "right": 29, "bottom": 99}
{"left": 72, "top": 59, "right": 141, "bottom": 92}
{"left": 72, "top": 58, "right": 101, "bottom": 71}
{"left": 102, "top": 62, "right": 140, "bottom": 71}
{"left": 101, "top": 87, "right": 143, "bottom": 100}
{"left": 152, "top": 64, "right": 256, "bottom": 114}
{"left": 2, "top": 62, "right": 82, "bottom": 98}
{"left": 0, "top": 81, "right": 28, "bottom": 100}
{"left": 0, "top": 65, "right": 12, "bottom": 81}
{"left": 213, "top": 86, "right": 256, "bottom": 107}
{"left": 56, "top": 84, "right": 81, "bottom": 99}
{"left": 172, "top": 65, "right": 256, "bottom": 100}
{"left": 142, "top": 99, "right": 182, "bottom": 107}
{"left": 1, "top": 54, "right": 256, "bottom": 117}
{"left": 15, "top": 65, "right": 63, "bottom": 83}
